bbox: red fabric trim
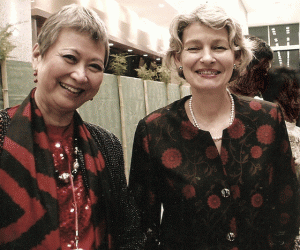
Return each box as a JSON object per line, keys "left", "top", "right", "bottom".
{"left": 0, "top": 169, "right": 46, "bottom": 243}
{"left": 36, "top": 173, "right": 57, "bottom": 198}
{"left": 3, "top": 137, "right": 36, "bottom": 176}
{"left": 22, "top": 102, "right": 31, "bottom": 120}
{"left": 31, "top": 229, "right": 61, "bottom": 250}
{"left": 34, "top": 131, "right": 50, "bottom": 149}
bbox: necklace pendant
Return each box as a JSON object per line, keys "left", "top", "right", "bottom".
{"left": 58, "top": 172, "right": 71, "bottom": 183}
{"left": 73, "top": 159, "right": 80, "bottom": 169}
{"left": 213, "top": 137, "right": 222, "bottom": 142}
{"left": 72, "top": 235, "right": 84, "bottom": 250}
{"left": 72, "top": 168, "right": 78, "bottom": 175}
{"left": 54, "top": 138, "right": 81, "bottom": 184}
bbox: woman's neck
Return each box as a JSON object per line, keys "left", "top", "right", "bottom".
{"left": 189, "top": 88, "right": 232, "bottom": 128}
{"left": 34, "top": 96, "right": 74, "bottom": 127}
{"left": 42, "top": 112, "right": 74, "bottom": 127}
{"left": 185, "top": 88, "right": 234, "bottom": 153}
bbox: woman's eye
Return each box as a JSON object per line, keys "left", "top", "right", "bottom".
{"left": 187, "top": 47, "right": 200, "bottom": 52}
{"left": 89, "top": 63, "right": 104, "bottom": 72}
{"left": 187, "top": 47, "right": 199, "bottom": 50}
{"left": 214, "top": 46, "right": 227, "bottom": 50}
{"left": 63, "top": 54, "right": 77, "bottom": 63}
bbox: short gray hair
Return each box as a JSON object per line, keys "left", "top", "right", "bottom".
{"left": 165, "top": 4, "right": 253, "bottom": 79}
{"left": 37, "top": 4, "right": 110, "bottom": 66}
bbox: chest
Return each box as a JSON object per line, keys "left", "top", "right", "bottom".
{"left": 148, "top": 118, "right": 277, "bottom": 203}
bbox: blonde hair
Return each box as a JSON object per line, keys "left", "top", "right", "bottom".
{"left": 37, "top": 4, "right": 110, "bottom": 66}
{"left": 165, "top": 4, "right": 253, "bottom": 79}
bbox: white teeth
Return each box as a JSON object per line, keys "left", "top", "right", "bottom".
{"left": 60, "top": 82, "right": 82, "bottom": 94}
{"left": 198, "top": 71, "right": 218, "bottom": 75}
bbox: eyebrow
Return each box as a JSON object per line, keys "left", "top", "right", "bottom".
{"left": 61, "top": 48, "right": 104, "bottom": 65}
{"left": 184, "top": 38, "right": 228, "bottom": 44}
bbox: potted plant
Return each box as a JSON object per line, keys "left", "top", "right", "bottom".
{"left": 156, "top": 64, "right": 171, "bottom": 84}
{"left": 108, "top": 53, "right": 131, "bottom": 76}
{"left": 135, "top": 62, "right": 157, "bottom": 80}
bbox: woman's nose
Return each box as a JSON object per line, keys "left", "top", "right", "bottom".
{"left": 200, "top": 49, "right": 216, "bottom": 64}
{"left": 71, "top": 65, "right": 88, "bottom": 83}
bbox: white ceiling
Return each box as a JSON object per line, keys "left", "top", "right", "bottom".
{"left": 114, "top": 0, "right": 300, "bottom": 28}
{"left": 242, "top": 0, "right": 300, "bottom": 26}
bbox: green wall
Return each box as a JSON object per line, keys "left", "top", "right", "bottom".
{"left": 79, "top": 74, "right": 122, "bottom": 141}
{"left": 0, "top": 60, "right": 34, "bottom": 108}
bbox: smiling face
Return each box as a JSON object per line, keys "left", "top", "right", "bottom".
{"left": 33, "top": 28, "right": 106, "bottom": 118}
{"left": 175, "top": 22, "right": 238, "bottom": 92}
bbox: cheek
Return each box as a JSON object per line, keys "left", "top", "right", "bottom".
{"left": 224, "top": 52, "right": 236, "bottom": 64}
{"left": 39, "top": 61, "right": 62, "bottom": 80}
{"left": 181, "top": 54, "right": 199, "bottom": 67}
{"left": 91, "top": 76, "right": 103, "bottom": 91}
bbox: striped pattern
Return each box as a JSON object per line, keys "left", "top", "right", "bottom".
{"left": 0, "top": 89, "right": 109, "bottom": 249}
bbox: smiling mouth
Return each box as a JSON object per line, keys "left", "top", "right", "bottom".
{"left": 196, "top": 70, "right": 220, "bottom": 75}
{"left": 59, "top": 82, "right": 83, "bottom": 94}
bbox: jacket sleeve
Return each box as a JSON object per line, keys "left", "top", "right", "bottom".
{"left": 269, "top": 107, "right": 300, "bottom": 249}
{"left": 85, "top": 123, "right": 145, "bottom": 249}
{"left": 110, "top": 132, "right": 146, "bottom": 250}
{"left": 128, "top": 119, "right": 162, "bottom": 250}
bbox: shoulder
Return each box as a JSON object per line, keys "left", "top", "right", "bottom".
{"left": 234, "top": 94, "right": 282, "bottom": 121}
{"left": 0, "top": 107, "right": 16, "bottom": 134}
{"left": 141, "top": 96, "right": 190, "bottom": 125}
{"left": 84, "top": 122, "right": 125, "bottom": 170}
{"left": 232, "top": 94, "right": 286, "bottom": 136}
{"left": 0, "top": 106, "right": 21, "bottom": 150}
{"left": 84, "top": 122, "right": 121, "bottom": 147}
{"left": 0, "top": 109, "right": 10, "bottom": 144}
{"left": 0, "top": 109, "right": 10, "bottom": 120}
{"left": 234, "top": 94, "right": 277, "bottom": 112}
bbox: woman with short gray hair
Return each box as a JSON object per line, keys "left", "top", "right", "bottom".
{"left": 0, "top": 4, "right": 144, "bottom": 249}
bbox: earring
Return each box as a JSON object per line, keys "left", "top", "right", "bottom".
{"left": 178, "top": 66, "right": 185, "bottom": 78}
{"left": 233, "top": 64, "right": 237, "bottom": 70}
{"left": 33, "top": 69, "right": 38, "bottom": 83}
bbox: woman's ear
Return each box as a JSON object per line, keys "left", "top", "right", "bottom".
{"left": 174, "top": 52, "right": 185, "bottom": 79}
{"left": 174, "top": 52, "right": 181, "bottom": 69}
{"left": 32, "top": 43, "right": 41, "bottom": 69}
{"left": 234, "top": 50, "right": 241, "bottom": 64}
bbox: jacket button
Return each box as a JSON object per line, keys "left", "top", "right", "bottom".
{"left": 221, "top": 188, "right": 230, "bottom": 198}
{"left": 226, "top": 232, "right": 236, "bottom": 241}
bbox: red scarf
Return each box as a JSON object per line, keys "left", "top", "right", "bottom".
{"left": 0, "top": 89, "right": 110, "bottom": 249}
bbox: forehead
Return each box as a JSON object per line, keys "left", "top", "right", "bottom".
{"left": 55, "top": 28, "right": 103, "bottom": 46}
{"left": 51, "top": 28, "right": 105, "bottom": 54}
{"left": 182, "top": 22, "right": 229, "bottom": 44}
{"left": 42, "top": 28, "right": 106, "bottom": 63}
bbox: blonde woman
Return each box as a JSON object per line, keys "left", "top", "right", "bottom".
{"left": 129, "top": 4, "right": 299, "bottom": 250}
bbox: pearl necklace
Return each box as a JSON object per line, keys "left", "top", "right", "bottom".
{"left": 189, "top": 88, "right": 235, "bottom": 142}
